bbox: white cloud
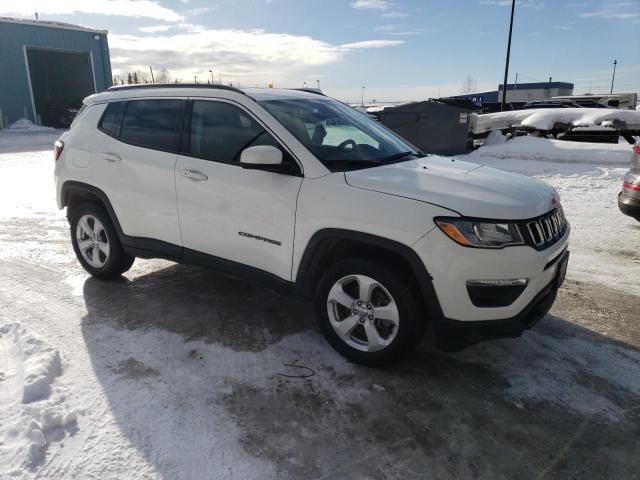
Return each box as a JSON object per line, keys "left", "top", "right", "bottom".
{"left": 580, "top": 10, "right": 640, "bottom": 19}
{"left": 0, "top": 0, "right": 183, "bottom": 22}
{"left": 110, "top": 29, "right": 403, "bottom": 85}
{"left": 350, "top": 0, "right": 409, "bottom": 19}
{"left": 138, "top": 25, "right": 173, "bottom": 33}
{"left": 381, "top": 11, "right": 408, "bottom": 18}
{"left": 340, "top": 39, "right": 404, "bottom": 49}
{"left": 374, "top": 24, "right": 436, "bottom": 35}
{"left": 479, "top": 0, "right": 544, "bottom": 9}
{"left": 350, "top": 0, "right": 391, "bottom": 10}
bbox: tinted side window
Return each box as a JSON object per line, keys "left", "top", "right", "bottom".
{"left": 99, "top": 102, "right": 124, "bottom": 136}
{"left": 120, "top": 100, "right": 184, "bottom": 152}
{"left": 190, "top": 101, "right": 279, "bottom": 163}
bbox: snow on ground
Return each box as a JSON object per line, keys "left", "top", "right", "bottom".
{"left": 0, "top": 128, "right": 62, "bottom": 155}
{"left": 473, "top": 132, "right": 632, "bottom": 164}
{"left": 0, "top": 324, "right": 76, "bottom": 477}
{"left": 461, "top": 135, "right": 640, "bottom": 296}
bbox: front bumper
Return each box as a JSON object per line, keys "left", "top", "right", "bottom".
{"left": 618, "top": 192, "right": 640, "bottom": 220}
{"left": 433, "top": 251, "right": 568, "bottom": 352}
{"left": 415, "top": 225, "right": 570, "bottom": 322}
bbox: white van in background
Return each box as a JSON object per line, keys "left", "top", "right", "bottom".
{"left": 553, "top": 93, "right": 638, "bottom": 110}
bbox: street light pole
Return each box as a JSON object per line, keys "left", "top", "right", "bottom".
{"left": 500, "top": 0, "right": 516, "bottom": 112}
{"left": 610, "top": 59, "right": 617, "bottom": 94}
{"left": 361, "top": 86, "right": 365, "bottom": 107}
{"left": 209, "top": 69, "right": 214, "bottom": 84}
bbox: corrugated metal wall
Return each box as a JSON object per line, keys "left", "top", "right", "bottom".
{"left": 0, "top": 20, "right": 111, "bottom": 127}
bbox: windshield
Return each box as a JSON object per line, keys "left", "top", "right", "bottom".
{"left": 258, "top": 98, "right": 424, "bottom": 171}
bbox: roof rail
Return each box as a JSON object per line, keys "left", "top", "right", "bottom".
{"left": 291, "top": 88, "right": 326, "bottom": 97}
{"left": 106, "top": 83, "right": 246, "bottom": 95}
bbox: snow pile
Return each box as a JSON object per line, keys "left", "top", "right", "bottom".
{"left": 483, "top": 129, "right": 508, "bottom": 146}
{"left": 0, "top": 324, "right": 76, "bottom": 477}
{"left": 472, "top": 108, "right": 640, "bottom": 133}
{"left": 468, "top": 135, "right": 632, "bottom": 165}
{"left": 7, "top": 119, "right": 56, "bottom": 132}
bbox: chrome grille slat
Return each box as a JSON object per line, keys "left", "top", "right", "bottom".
{"left": 523, "top": 207, "right": 567, "bottom": 250}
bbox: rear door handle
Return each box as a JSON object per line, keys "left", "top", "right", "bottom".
{"left": 104, "top": 152, "right": 121, "bottom": 163}
{"left": 181, "top": 169, "right": 208, "bottom": 182}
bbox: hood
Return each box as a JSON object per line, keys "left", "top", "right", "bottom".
{"left": 345, "top": 156, "right": 557, "bottom": 220}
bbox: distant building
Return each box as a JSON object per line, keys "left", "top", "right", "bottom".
{"left": 451, "top": 81, "right": 574, "bottom": 105}
{"left": 0, "top": 17, "right": 111, "bottom": 128}
{"left": 497, "top": 81, "right": 574, "bottom": 102}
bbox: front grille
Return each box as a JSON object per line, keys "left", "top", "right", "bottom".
{"left": 522, "top": 207, "right": 568, "bottom": 250}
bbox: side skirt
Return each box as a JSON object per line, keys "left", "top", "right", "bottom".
{"left": 123, "top": 237, "right": 294, "bottom": 295}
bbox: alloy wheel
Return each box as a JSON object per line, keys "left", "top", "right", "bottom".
{"left": 76, "top": 214, "right": 110, "bottom": 269}
{"left": 326, "top": 274, "right": 400, "bottom": 352}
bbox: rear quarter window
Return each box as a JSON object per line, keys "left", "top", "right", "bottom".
{"left": 98, "top": 102, "right": 125, "bottom": 137}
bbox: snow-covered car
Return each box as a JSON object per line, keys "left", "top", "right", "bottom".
{"left": 618, "top": 143, "right": 640, "bottom": 221}
{"left": 53, "top": 84, "right": 570, "bottom": 365}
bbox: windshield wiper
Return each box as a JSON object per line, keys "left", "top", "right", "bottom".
{"left": 377, "top": 151, "right": 425, "bottom": 163}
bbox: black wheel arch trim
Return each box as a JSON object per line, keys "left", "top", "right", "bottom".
{"left": 61, "top": 180, "right": 182, "bottom": 259}
{"left": 293, "top": 228, "right": 445, "bottom": 324}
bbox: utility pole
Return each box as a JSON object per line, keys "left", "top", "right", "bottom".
{"left": 149, "top": 66, "right": 155, "bottom": 83}
{"left": 500, "top": 0, "right": 516, "bottom": 111}
{"left": 610, "top": 59, "right": 617, "bottom": 94}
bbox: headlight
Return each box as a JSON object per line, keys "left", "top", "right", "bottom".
{"left": 435, "top": 217, "right": 524, "bottom": 248}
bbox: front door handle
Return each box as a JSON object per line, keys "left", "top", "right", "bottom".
{"left": 181, "top": 169, "right": 208, "bottom": 182}
{"left": 104, "top": 152, "right": 121, "bottom": 163}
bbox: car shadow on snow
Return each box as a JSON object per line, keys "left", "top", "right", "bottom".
{"left": 79, "top": 263, "right": 640, "bottom": 480}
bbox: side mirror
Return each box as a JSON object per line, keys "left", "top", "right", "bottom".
{"left": 240, "top": 145, "right": 283, "bottom": 170}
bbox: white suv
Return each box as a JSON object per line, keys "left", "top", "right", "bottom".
{"left": 54, "top": 85, "right": 570, "bottom": 365}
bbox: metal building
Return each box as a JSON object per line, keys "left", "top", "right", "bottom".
{"left": 0, "top": 17, "right": 111, "bottom": 128}
{"left": 452, "top": 82, "right": 575, "bottom": 105}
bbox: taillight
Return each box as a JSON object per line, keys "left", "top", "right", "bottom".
{"left": 634, "top": 144, "right": 640, "bottom": 156}
{"left": 54, "top": 140, "right": 64, "bottom": 161}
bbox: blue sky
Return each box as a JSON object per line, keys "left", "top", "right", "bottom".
{"left": 1, "top": 0, "right": 638, "bottom": 102}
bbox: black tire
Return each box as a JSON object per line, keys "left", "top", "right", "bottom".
{"left": 314, "top": 258, "right": 425, "bottom": 366}
{"left": 70, "top": 203, "right": 134, "bottom": 279}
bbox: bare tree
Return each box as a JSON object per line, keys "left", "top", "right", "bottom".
{"left": 155, "top": 67, "right": 172, "bottom": 83}
{"left": 461, "top": 75, "right": 477, "bottom": 94}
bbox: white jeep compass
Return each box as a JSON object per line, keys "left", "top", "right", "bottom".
{"left": 54, "top": 85, "right": 570, "bottom": 365}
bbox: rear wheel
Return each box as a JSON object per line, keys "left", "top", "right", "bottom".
{"left": 315, "top": 258, "right": 425, "bottom": 366}
{"left": 70, "top": 203, "right": 134, "bottom": 278}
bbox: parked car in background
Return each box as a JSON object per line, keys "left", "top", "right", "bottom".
{"left": 553, "top": 93, "right": 638, "bottom": 110}
{"left": 523, "top": 100, "right": 583, "bottom": 109}
{"left": 54, "top": 84, "right": 570, "bottom": 365}
{"left": 59, "top": 107, "right": 80, "bottom": 128}
{"left": 619, "top": 143, "right": 640, "bottom": 221}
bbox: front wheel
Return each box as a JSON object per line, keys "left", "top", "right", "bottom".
{"left": 314, "top": 258, "right": 425, "bottom": 366}
{"left": 70, "top": 203, "right": 135, "bottom": 279}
